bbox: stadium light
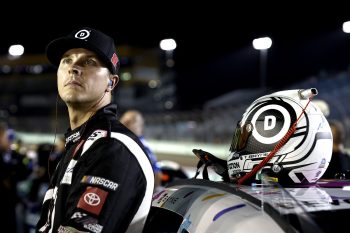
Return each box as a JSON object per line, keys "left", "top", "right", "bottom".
{"left": 8, "top": 44, "right": 24, "bottom": 57}
{"left": 342, "top": 21, "right": 350, "bottom": 33}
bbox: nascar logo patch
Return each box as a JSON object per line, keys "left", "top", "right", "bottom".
{"left": 81, "top": 175, "right": 119, "bottom": 191}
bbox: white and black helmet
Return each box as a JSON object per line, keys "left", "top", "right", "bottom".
{"left": 227, "top": 88, "right": 332, "bottom": 185}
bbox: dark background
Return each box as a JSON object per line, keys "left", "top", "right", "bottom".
{"left": 1, "top": 3, "right": 350, "bottom": 110}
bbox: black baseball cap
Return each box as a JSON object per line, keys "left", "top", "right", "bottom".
{"left": 46, "top": 27, "right": 120, "bottom": 74}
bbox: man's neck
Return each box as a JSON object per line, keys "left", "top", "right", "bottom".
{"left": 66, "top": 96, "right": 111, "bottom": 130}
{"left": 68, "top": 108, "right": 95, "bottom": 130}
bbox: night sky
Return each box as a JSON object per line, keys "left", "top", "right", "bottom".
{"left": 2, "top": 3, "right": 350, "bottom": 110}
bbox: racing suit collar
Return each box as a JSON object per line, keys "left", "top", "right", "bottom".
{"left": 64, "top": 104, "right": 118, "bottom": 148}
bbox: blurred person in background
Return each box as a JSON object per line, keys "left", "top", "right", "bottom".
{"left": 312, "top": 100, "right": 350, "bottom": 179}
{"left": 36, "top": 27, "right": 154, "bottom": 233}
{"left": 0, "top": 121, "right": 31, "bottom": 233}
{"left": 23, "top": 143, "right": 53, "bottom": 233}
{"left": 322, "top": 120, "right": 350, "bottom": 179}
{"left": 120, "top": 110, "right": 164, "bottom": 192}
{"left": 48, "top": 135, "right": 65, "bottom": 177}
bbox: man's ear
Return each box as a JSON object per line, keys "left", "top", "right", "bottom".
{"left": 109, "top": 75, "right": 119, "bottom": 91}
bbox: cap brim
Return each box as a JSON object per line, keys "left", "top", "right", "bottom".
{"left": 46, "top": 37, "right": 111, "bottom": 71}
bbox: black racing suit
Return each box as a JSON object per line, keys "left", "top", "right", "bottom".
{"left": 36, "top": 104, "right": 154, "bottom": 233}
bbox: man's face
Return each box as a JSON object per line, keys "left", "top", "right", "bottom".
{"left": 57, "top": 48, "right": 110, "bottom": 108}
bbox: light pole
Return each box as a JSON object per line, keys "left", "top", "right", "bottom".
{"left": 160, "top": 38, "right": 177, "bottom": 68}
{"left": 159, "top": 38, "right": 177, "bottom": 110}
{"left": 252, "top": 37, "right": 272, "bottom": 92}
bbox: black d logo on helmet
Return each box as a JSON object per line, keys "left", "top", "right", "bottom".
{"left": 227, "top": 88, "right": 332, "bottom": 185}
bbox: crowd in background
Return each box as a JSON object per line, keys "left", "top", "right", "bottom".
{"left": 0, "top": 121, "right": 65, "bottom": 233}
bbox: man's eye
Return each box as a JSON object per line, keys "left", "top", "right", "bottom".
{"left": 61, "top": 58, "right": 72, "bottom": 64}
{"left": 85, "top": 59, "right": 96, "bottom": 65}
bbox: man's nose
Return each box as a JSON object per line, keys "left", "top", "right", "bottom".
{"left": 69, "top": 66, "right": 82, "bottom": 76}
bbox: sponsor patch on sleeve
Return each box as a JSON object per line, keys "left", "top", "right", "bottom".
{"left": 77, "top": 186, "right": 108, "bottom": 216}
{"left": 70, "top": 212, "right": 103, "bottom": 233}
{"left": 83, "top": 223, "right": 103, "bottom": 233}
{"left": 58, "top": 225, "right": 88, "bottom": 233}
{"left": 81, "top": 175, "right": 119, "bottom": 191}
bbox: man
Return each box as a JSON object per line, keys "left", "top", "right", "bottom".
{"left": 119, "top": 110, "right": 164, "bottom": 192}
{"left": 36, "top": 27, "right": 154, "bottom": 233}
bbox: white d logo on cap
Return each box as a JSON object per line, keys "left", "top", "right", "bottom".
{"left": 75, "top": 29, "right": 90, "bottom": 40}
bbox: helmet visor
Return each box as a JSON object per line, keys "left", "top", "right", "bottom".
{"left": 230, "top": 122, "right": 253, "bottom": 152}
